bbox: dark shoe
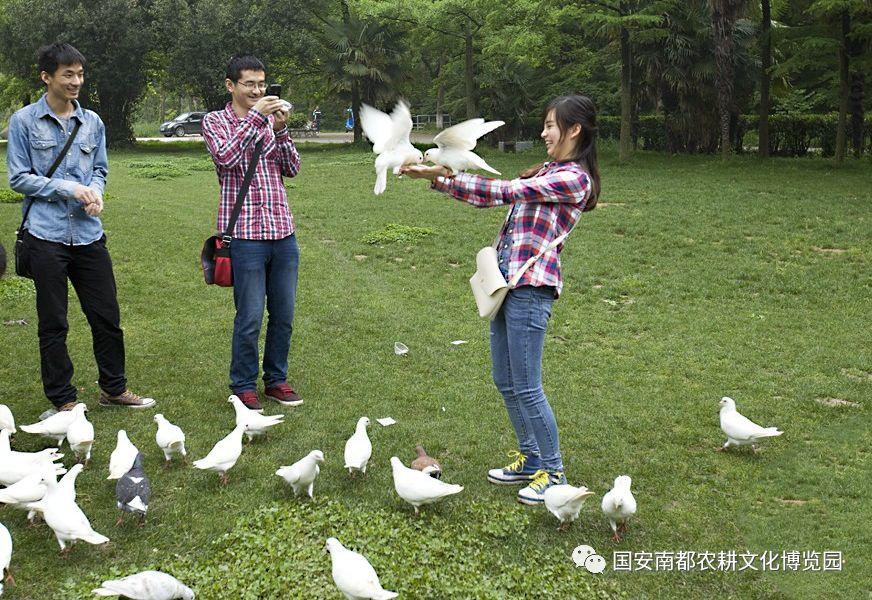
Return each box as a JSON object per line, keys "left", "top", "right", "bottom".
{"left": 39, "top": 401, "right": 80, "bottom": 420}
{"left": 237, "top": 390, "right": 263, "bottom": 412}
{"left": 99, "top": 389, "right": 156, "bottom": 409}
{"left": 264, "top": 383, "right": 303, "bottom": 407}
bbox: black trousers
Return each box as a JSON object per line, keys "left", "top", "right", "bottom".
{"left": 26, "top": 232, "right": 126, "bottom": 407}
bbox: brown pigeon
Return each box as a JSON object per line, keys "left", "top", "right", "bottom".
{"left": 410, "top": 445, "right": 442, "bottom": 479}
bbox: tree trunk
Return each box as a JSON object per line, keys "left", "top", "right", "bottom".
{"left": 351, "top": 80, "right": 362, "bottom": 144}
{"left": 849, "top": 73, "right": 864, "bottom": 158}
{"left": 436, "top": 81, "right": 445, "bottom": 129}
{"left": 711, "top": 0, "right": 738, "bottom": 159}
{"left": 835, "top": 10, "right": 849, "bottom": 164}
{"left": 758, "top": 0, "right": 771, "bottom": 157}
{"left": 619, "top": 22, "right": 632, "bottom": 161}
{"left": 464, "top": 28, "right": 477, "bottom": 119}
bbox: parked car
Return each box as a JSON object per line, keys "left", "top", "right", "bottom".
{"left": 160, "top": 112, "right": 206, "bottom": 137}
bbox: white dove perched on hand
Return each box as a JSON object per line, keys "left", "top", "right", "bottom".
{"left": 228, "top": 395, "right": 283, "bottom": 442}
{"left": 601, "top": 475, "right": 636, "bottom": 542}
{"left": 66, "top": 407, "right": 95, "bottom": 465}
{"left": 325, "top": 537, "right": 398, "bottom": 600}
{"left": 424, "top": 118, "right": 505, "bottom": 175}
{"left": 344, "top": 417, "right": 372, "bottom": 477}
{"left": 19, "top": 402, "right": 87, "bottom": 445}
{"left": 390, "top": 456, "right": 463, "bottom": 515}
{"left": 0, "top": 404, "right": 16, "bottom": 434}
{"left": 360, "top": 100, "right": 423, "bottom": 195}
{"left": 92, "top": 570, "right": 195, "bottom": 599}
{"left": 544, "top": 484, "right": 595, "bottom": 532}
{"left": 0, "top": 522, "right": 11, "bottom": 595}
{"left": 107, "top": 430, "right": 139, "bottom": 480}
{"left": 276, "top": 450, "right": 324, "bottom": 499}
{"left": 718, "top": 396, "right": 783, "bottom": 453}
{"left": 154, "top": 413, "right": 187, "bottom": 466}
{"left": 193, "top": 424, "right": 245, "bottom": 485}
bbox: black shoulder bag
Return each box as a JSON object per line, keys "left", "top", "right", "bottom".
{"left": 201, "top": 137, "right": 265, "bottom": 286}
{"left": 14, "top": 120, "right": 83, "bottom": 279}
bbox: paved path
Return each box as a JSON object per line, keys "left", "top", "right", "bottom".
{"left": 137, "top": 131, "right": 436, "bottom": 145}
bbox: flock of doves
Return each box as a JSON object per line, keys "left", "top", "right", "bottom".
{"left": 359, "top": 100, "right": 504, "bottom": 195}
{"left": 0, "top": 393, "right": 782, "bottom": 598}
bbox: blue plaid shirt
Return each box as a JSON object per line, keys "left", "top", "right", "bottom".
{"left": 7, "top": 94, "right": 108, "bottom": 245}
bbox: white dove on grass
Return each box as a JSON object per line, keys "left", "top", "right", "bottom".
{"left": 344, "top": 418, "right": 372, "bottom": 477}
{"left": 424, "top": 118, "right": 505, "bottom": 175}
{"left": 718, "top": 396, "right": 783, "bottom": 453}
{"left": 28, "top": 481, "right": 109, "bottom": 554}
{"left": 601, "top": 475, "right": 636, "bottom": 542}
{"left": 276, "top": 450, "right": 324, "bottom": 499}
{"left": 154, "top": 413, "right": 187, "bottom": 467}
{"left": 360, "top": 100, "right": 423, "bottom": 195}
{"left": 92, "top": 570, "right": 195, "bottom": 599}
{"left": 20, "top": 402, "right": 87, "bottom": 445}
{"left": 0, "top": 430, "right": 65, "bottom": 487}
{"left": 390, "top": 456, "right": 463, "bottom": 515}
{"left": 26, "top": 464, "right": 82, "bottom": 524}
{"left": 0, "top": 468, "right": 54, "bottom": 511}
{"left": 0, "top": 404, "right": 15, "bottom": 434}
{"left": 0, "top": 522, "right": 11, "bottom": 594}
{"left": 544, "top": 484, "right": 595, "bottom": 532}
{"left": 193, "top": 424, "right": 245, "bottom": 485}
{"left": 228, "top": 395, "right": 283, "bottom": 442}
{"left": 325, "top": 537, "right": 398, "bottom": 600}
{"left": 66, "top": 408, "right": 95, "bottom": 465}
{"left": 107, "top": 430, "right": 139, "bottom": 480}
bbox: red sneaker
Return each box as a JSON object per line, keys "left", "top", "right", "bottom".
{"left": 236, "top": 390, "right": 263, "bottom": 412}
{"left": 264, "top": 383, "right": 303, "bottom": 407}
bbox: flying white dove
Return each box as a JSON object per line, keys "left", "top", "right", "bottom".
{"left": 390, "top": 456, "right": 464, "bottom": 515}
{"left": 26, "top": 464, "right": 82, "bottom": 524}
{"left": 360, "top": 100, "right": 423, "bottom": 195}
{"left": 325, "top": 537, "right": 398, "bottom": 600}
{"left": 0, "top": 404, "right": 15, "bottom": 434}
{"left": 0, "top": 522, "right": 11, "bottom": 595}
{"left": 19, "top": 402, "right": 87, "bottom": 445}
{"left": 92, "top": 570, "right": 195, "bottom": 599}
{"left": 192, "top": 424, "right": 245, "bottom": 485}
{"left": 424, "top": 118, "right": 505, "bottom": 175}
{"left": 601, "top": 475, "right": 636, "bottom": 542}
{"left": 154, "top": 413, "right": 187, "bottom": 466}
{"left": 543, "top": 484, "right": 595, "bottom": 532}
{"left": 66, "top": 408, "right": 95, "bottom": 465}
{"left": 28, "top": 483, "right": 110, "bottom": 554}
{"left": 344, "top": 417, "right": 372, "bottom": 477}
{"left": 228, "top": 395, "right": 283, "bottom": 442}
{"left": 108, "top": 430, "right": 140, "bottom": 480}
{"left": 718, "top": 396, "right": 783, "bottom": 452}
{"left": 276, "top": 450, "right": 324, "bottom": 500}
{"left": 0, "top": 430, "right": 65, "bottom": 487}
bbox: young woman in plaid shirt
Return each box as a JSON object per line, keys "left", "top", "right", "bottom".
{"left": 403, "top": 95, "right": 601, "bottom": 504}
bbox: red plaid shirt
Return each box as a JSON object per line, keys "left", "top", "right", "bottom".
{"left": 202, "top": 103, "right": 300, "bottom": 240}
{"left": 432, "top": 161, "right": 591, "bottom": 296}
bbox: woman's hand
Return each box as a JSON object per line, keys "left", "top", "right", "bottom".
{"left": 399, "top": 164, "right": 452, "bottom": 181}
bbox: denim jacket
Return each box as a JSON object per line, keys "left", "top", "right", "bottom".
{"left": 6, "top": 94, "right": 108, "bottom": 245}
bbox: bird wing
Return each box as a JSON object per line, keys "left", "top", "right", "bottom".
{"left": 334, "top": 550, "right": 385, "bottom": 598}
{"left": 360, "top": 104, "right": 395, "bottom": 154}
{"left": 722, "top": 410, "right": 771, "bottom": 441}
{"left": 434, "top": 119, "right": 504, "bottom": 151}
{"left": 93, "top": 571, "right": 176, "bottom": 600}
{"left": 388, "top": 100, "right": 413, "bottom": 149}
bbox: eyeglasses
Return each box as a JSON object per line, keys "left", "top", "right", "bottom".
{"left": 235, "top": 80, "right": 267, "bottom": 91}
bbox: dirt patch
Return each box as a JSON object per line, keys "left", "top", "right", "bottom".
{"left": 811, "top": 246, "right": 846, "bottom": 255}
{"left": 779, "top": 499, "right": 809, "bottom": 506}
{"left": 841, "top": 368, "right": 872, "bottom": 383}
{"left": 815, "top": 397, "right": 860, "bottom": 408}
{"left": 353, "top": 255, "right": 367, "bottom": 262}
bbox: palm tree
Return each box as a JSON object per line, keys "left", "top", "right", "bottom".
{"left": 710, "top": 0, "right": 746, "bottom": 158}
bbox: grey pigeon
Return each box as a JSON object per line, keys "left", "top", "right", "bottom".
{"left": 115, "top": 452, "right": 151, "bottom": 526}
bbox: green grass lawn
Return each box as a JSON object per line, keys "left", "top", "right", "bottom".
{"left": 0, "top": 143, "right": 870, "bottom": 599}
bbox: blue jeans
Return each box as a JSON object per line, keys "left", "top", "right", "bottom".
{"left": 490, "top": 285, "right": 562, "bottom": 472}
{"left": 230, "top": 235, "right": 299, "bottom": 393}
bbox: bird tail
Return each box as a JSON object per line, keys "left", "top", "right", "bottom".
{"left": 127, "top": 496, "right": 148, "bottom": 514}
{"left": 750, "top": 427, "right": 783, "bottom": 440}
{"left": 374, "top": 168, "right": 387, "bottom": 195}
{"left": 92, "top": 587, "right": 115, "bottom": 597}
{"left": 573, "top": 489, "right": 595, "bottom": 501}
{"left": 374, "top": 591, "right": 399, "bottom": 600}
{"left": 82, "top": 530, "right": 110, "bottom": 545}
{"left": 443, "top": 484, "right": 464, "bottom": 496}
{"left": 192, "top": 459, "right": 210, "bottom": 470}
{"left": 19, "top": 424, "right": 45, "bottom": 434}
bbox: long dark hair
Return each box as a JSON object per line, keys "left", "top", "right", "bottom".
{"left": 520, "top": 94, "right": 601, "bottom": 211}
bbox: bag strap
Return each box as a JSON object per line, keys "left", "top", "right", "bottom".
{"left": 222, "top": 137, "right": 265, "bottom": 242}
{"left": 506, "top": 213, "right": 580, "bottom": 287}
{"left": 18, "top": 119, "right": 82, "bottom": 233}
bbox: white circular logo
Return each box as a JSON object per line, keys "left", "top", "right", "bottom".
{"left": 584, "top": 554, "right": 607, "bottom": 574}
{"left": 571, "top": 545, "right": 596, "bottom": 568}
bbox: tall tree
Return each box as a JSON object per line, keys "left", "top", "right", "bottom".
{"left": 710, "top": 0, "right": 746, "bottom": 158}
{"left": 758, "top": 0, "right": 772, "bottom": 157}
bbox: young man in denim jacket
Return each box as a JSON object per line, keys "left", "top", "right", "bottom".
{"left": 6, "top": 43, "right": 155, "bottom": 416}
